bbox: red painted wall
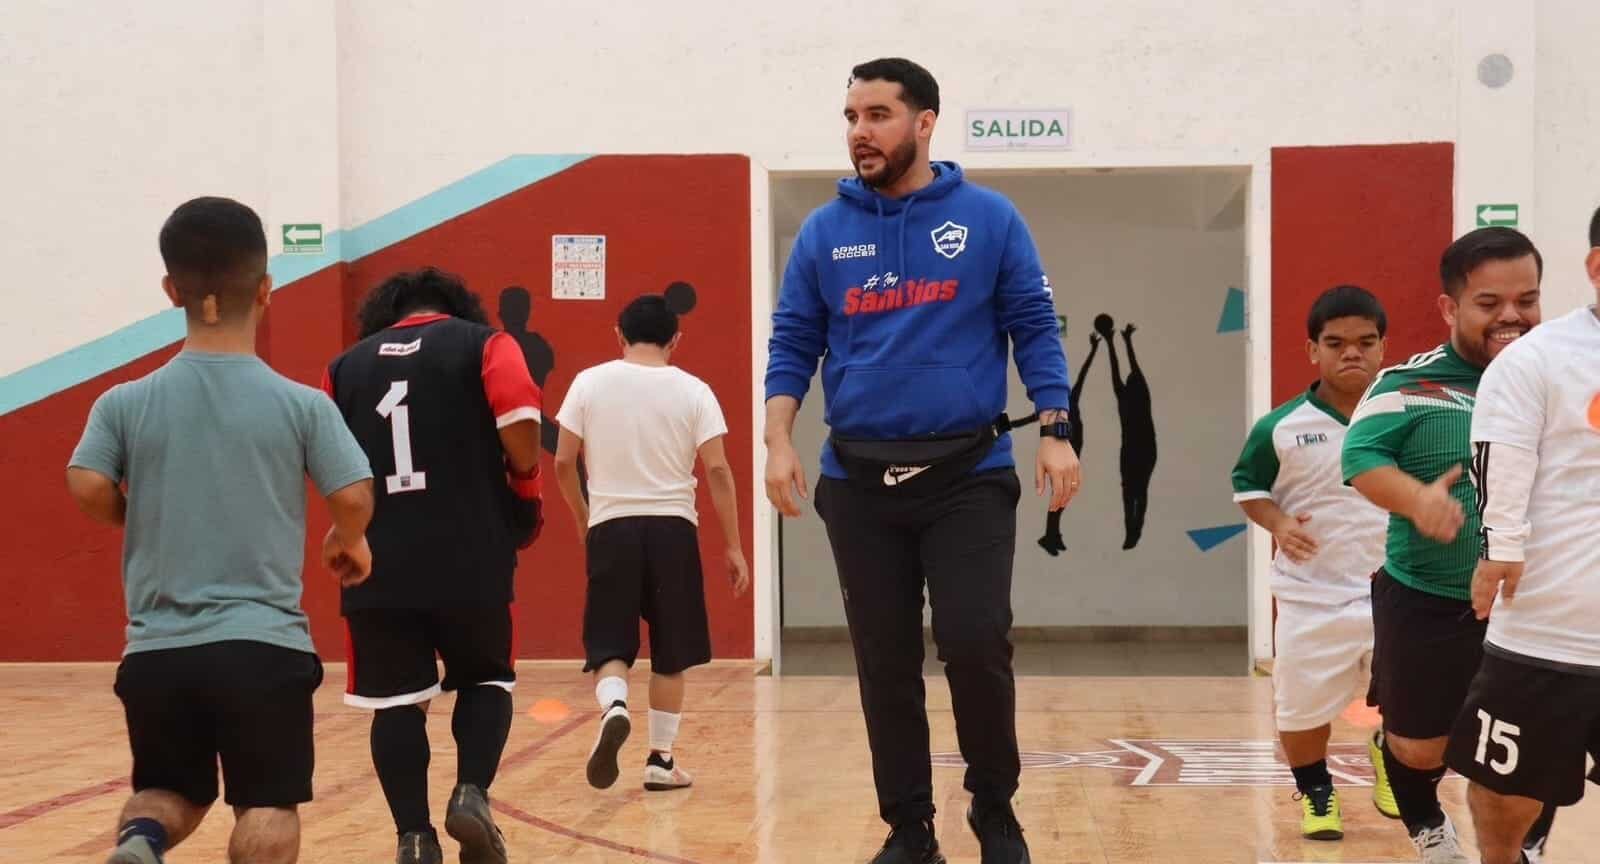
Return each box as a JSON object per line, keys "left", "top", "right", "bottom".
{"left": 1270, "top": 143, "right": 1454, "bottom": 405}
{"left": 0, "top": 155, "right": 753, "bottom": 661}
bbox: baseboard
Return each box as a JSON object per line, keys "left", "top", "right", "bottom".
{"left": 782, "top": 625, "right": 1247, "bottom": 644}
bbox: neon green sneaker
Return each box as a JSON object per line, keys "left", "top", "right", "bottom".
{"left": 1370, "top": 729, "right": 1401, "bottom": 819}
{"left": 1298, "top": 785, "right": 1344, "bottom": 841}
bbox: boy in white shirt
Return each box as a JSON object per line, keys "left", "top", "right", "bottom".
{"left": 554, "top": 294, "right": 749, "bottom": 792}
{"left": 1232, "top": 285, "right": 1393, "bottom": 839}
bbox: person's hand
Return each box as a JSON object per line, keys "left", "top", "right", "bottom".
{"left": 323, "top": 527, "right": 372, "bottom": 587}
{"left": 1271, "top": 513, "right": 1319, "bottom": 564}
{"left": 1408, "top": 464, "right": 1465, "bottom": 542}
{"left": 1037, "top": 437, "right": 1081, "bottom": 511}
{"left": 1472, "top": 559, "right": 1524, "bottom": 620}
{"left": 725, "top": 546, "right": 750, "bottom": 598}
{"left": 764, "top": 436, "right": 809, "bottom": 518}
{"left": 1089, "top": 333, "right": 1101, "bottom": 347}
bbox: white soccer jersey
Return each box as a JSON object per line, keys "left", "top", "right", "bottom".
{"left": 1232, "top": 383, "right": 1388, "bottom": 606}
{"left": 1471, "top": 306, "right": 1600, "bottom": 669}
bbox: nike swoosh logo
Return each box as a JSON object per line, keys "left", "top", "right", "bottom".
{"left": 883, "top": 465, "right": 931, "bottom": 486}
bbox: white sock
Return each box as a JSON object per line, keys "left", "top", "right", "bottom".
{"left": 596, "top": 676, "right": 628, "bottom": 711}
{"left": 649, "top": 709, "right": 680, "bottom": 758}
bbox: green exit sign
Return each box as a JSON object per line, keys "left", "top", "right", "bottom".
{"left": 1475, "top": 204, "right": 1518, "bottom": 228}
{"left": 282, "top": 223, "right": 323, "bottom": 253}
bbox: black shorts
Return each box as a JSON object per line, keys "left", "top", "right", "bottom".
{"left": 344, "top": 605, "right": 516, "bottom": 708}
{"left": 1445, "top": 645, "right": 1600, "bottom": 806}
{"left": 114, "top": 640, "right": 323, "bottom": 809}
{"left": 583, "top": 515, "right": 711, "bottom": 676}
{"left": 1368, "top": 568, "right": 1487, "bottom": 739}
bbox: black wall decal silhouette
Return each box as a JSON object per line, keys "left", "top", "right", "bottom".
{"left": 1037, "top": 332, "right": 1099, "bottom": 557}
{"left": 1096, "top": 314, "right": 1157, "bottom": 550}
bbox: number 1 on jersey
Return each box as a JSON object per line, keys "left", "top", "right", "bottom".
{"left": 377, "top": 381, "right": 427, "bottom": 494}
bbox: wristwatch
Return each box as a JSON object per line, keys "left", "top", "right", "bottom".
{"left": 1039, "top": 418, "right": 1071, "bottom": 440}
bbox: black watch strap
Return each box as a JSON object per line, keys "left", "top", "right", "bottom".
{"left": 1040, "top": 419, "right": 1071, "bottom": 439}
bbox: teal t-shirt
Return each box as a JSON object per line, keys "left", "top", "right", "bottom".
{"left": 69, "top": 351, "right": 373, "bottom": 656}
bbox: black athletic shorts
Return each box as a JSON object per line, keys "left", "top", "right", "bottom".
{"left": 1445, "top": 644, "right": 1600, "bottom": 806}
{"left": 1368, "top": 568, "right": 1487, "bottom": 739}
{"left": 582, "top": 515, "right": 711, "bottom": 676}
{"left": 344, "top": 605, "right": 516, "bottom": 708}
{"left": 114, "top": 639, "right": 323, "bottom": 808}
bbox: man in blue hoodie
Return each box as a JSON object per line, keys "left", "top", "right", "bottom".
{"left": 764, "top": 58, "right": 1079, "bottom": 864}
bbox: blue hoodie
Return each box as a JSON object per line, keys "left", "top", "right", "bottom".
{"left": 766, "top": 161, "right": 1071, "bottom": 479}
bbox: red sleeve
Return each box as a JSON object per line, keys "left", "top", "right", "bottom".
{"left": 319, "top": 366, "right": 335, "bottom": 399}
{"left": 481, "top": 332, "right": 542, "bottom": 427}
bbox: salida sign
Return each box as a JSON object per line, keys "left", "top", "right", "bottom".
{"left": 966, "top": 109, "right": 1072, "bottom": 151}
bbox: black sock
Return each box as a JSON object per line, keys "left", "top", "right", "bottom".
{"left": 117, "top": 817, "right": 168, "bottom": 855}
{"left": 372, "top": 705, "right": 433, "bottom": 836}
{"left": 1523, "top": 801, "right": 1556, "bottom": 849}
{"left": 452, "top": 686, "right": 513, "bottom": 790}
{"left": 1290, "top": 760, "right": 1332, "bottom": 793}
{"left": 1381, "top": 739, "right": 1446, "bottom": 835}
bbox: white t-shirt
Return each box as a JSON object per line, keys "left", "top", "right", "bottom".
{"left": 555, "top": 359, "right": 727, "bottom": 527}
{"left": 1471, "top": 306, "right": 1600, "bottom": 669}
{"left": 1232, "top": 384, "right": 1387, "bottom": 606}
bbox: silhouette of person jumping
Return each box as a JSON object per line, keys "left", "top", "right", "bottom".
{"left": 1096, "top": 314, "right": 1156, "bottom": 550}
{"left": 1037, "top": 331, "right": 1099, "bottom": 556}
{"left": 497, "top": 285, "right": 589, "bottom": 503}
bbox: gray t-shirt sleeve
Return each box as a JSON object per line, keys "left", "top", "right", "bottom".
{"left": 68, "top": 387, "right": 127, "bottom": 482}
{"left": 303, "top": 390, "right": 373, "bottom": 496}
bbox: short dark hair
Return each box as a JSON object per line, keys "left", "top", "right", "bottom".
{"left": 1589, "top": 205, "right": 1600, "bottom": 248}
{"left": 1439, "top": 227, "right": 1543, "bottom": 297}
{"left": 158, "top": 196, "right": 268, "bottom": 323}
{"left": 1307, "top": 284, "right": 1387, "bottom": 340}
{"left": 618, "top": 294, "right": 678, "bottom": 347}
{"left": 356, "top": 267, "right": 489, "bottom": 338}
{"left": 849, "top": 58, "right": 940, "bottom": 114}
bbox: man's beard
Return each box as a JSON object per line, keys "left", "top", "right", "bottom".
{"left": 855, "top": 137, "right": 917, "bottom": 189}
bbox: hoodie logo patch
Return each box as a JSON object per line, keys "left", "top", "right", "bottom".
{"left": 931, "top": 220, "right": 969, "bottom": 259}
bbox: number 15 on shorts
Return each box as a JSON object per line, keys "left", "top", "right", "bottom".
{"left": 1474, "top": 709, "right": 1521, "bottom": 775}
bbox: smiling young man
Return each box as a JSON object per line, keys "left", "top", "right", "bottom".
{"left": 1446, "top": 210, "right": 1600, "bottom": 864}
{"left": 1232, "top": 285, "right": 1392, "bottom": 841}
{"left": 764, "top": 57, "right": 1078, "bottom": 864}
{"left": 1342, "top": 227, "right": 1555, "bottom": 864}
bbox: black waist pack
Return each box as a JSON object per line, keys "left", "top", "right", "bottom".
{"left": 830, "top": 415, "right": 1016, "bottom": 495}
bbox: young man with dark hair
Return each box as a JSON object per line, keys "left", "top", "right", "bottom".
{"left": 1446, "top": 211, "right": 1600, "bottom": 864}
{"left": 1343, "top": 228, "right": 1554, "bottom": 864}
{"left": 554, "top": 293, "right": 748, "bottom": 793}
{"left": 68, "top": 196, "right": 376, "bottom": 864}
{"left": 764, "top": 57, "right": 1078, "bottom": 864}
{"left": 1233, "top": 285, "right": 1393, "bottom": 840}
{"left": 325, "top": 267, "right": 544, "bottom": 864}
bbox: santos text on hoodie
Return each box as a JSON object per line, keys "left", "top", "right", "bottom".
{"left": 766, "top": 161, "right": 1072, "bottom": 478}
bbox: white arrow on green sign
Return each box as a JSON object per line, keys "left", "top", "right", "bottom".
{"left": 1476, "top": 204, "right": 1518, "bottom": 228}
{"left": 282, "top": 223, "right": 324, "bottom": 253}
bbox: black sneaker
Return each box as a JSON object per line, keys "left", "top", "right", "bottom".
{"left": 867, "top": 818, "right": 946, "bottom": 864}
{"left": 395, "top": 830, "right": 443, "bottom": 864}
{"left": 444, "top": 784, "right": 507, "bottom": 864}
{"left": 967, "top": 801, "right": 1031, "bottom": 864}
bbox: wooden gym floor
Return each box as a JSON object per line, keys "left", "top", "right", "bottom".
{"left": 3, "top": 661, "right": 1596, "bottom": 863}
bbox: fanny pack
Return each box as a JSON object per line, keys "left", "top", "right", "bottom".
{"left": 830, "top": 414, "right": 1021, "bottom": 495}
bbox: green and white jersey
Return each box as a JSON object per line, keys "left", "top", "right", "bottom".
{"left": 1342, "top": 343, "right": 1482, "bottom": 601}
{"left": 1232, "top": 383, "right": 1386, "bottom": 605}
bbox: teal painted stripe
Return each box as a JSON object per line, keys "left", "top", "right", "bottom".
{"left": 0, "top": 154, "right": 590, "bottom": 416}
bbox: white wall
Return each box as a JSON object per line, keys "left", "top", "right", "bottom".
{"left": 0, "top": 0, "right": 1483, "bottom": 378}
{"left": 776, "top": 171, "right": 1246, "bottom": 628}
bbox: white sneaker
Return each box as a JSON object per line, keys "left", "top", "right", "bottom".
{"left": 1524, "top": 834, "right": 1547, "bottom": 864}
{"left": 1411, "top": 814, "right": 1472, "bottom": 864}
{"left": 643, "top": 752, "right": 693, "bottom": 791}
{"left": 586, "top": 701, "right": 631, "bottom": 789}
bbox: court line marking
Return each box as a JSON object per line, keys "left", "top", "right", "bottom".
{"left": 0, "top": 779, "right": 127, "bottom": 831}
{"left": 493, "top": 799, "right": 708, "bottom": 864}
